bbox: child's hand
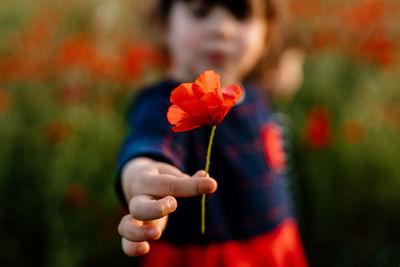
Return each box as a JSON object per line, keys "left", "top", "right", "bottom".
{"left": 118, "top": 157, "right": 218, "bottom": 257}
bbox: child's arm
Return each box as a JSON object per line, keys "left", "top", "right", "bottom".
{"left": 117, "top": 157, "right": 218, "bottom": 257}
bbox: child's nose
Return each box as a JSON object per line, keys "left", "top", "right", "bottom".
{"left": 206, "top": 7, "right": 237, "bottom": 40}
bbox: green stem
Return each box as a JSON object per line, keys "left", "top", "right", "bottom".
{"left": 202, "top": 125, "right": 216, "bottom": 234}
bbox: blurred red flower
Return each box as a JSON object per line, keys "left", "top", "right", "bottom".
{"left": 381, "top": 103, "right": 400, "bottom": 128}
{"left": 167, "top": 70, "right": 243, "bottom": 132}
{"left": 341, "top": 119, "right": 365, "bottom": 143}
{"left": 361, "top": 34, "right": 396, "bottom": 67}
{"left": 23, "top": 15, "right": 53, "bottom": 51}
{"left": 304, "top": 106, "right": 332, "bottom": 149}
{"left": 58, "top": 83, "right": 86, "bottom": 106}
{"left": 118, "top": 42, "right": 163, "bottom": 82}
{"left": 56, "top": 36, "right": 96, "bottom": 68}
{"left": 290, "top": 0, "right": 322, "bottom": 20}
{"left": 63, "top": 183, "right": 88, "bottom": 209}
{"left": 0, "top": 89, "right": 12, "bottom": 114}
{"left": 312, "top": 28, "right": 340, "bottom": 50}
{"left": 0, "top": 10, "right": 59, "bottom": 82}
{"left": 55, "top": 35, "right": 117, "bottom": 79}
{"left": 340, "top": 0, "right": 384, "bottom": 34}
{"left": 45, "top": 121, "right": 71, "bottom": 144}
{"left": 261, "top": 123, "right": 287, "bottom": 173}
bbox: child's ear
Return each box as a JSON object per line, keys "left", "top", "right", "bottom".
{"left": 148, "top": 11, "right": 169, "bottom": 48}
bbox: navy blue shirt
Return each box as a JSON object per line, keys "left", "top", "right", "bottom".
{"left": 116, "top": 79, "right": 294, "bottom": 245}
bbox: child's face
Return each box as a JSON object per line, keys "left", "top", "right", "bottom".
{"left": 164, "top": 1, "right": 268, "bottom": 85}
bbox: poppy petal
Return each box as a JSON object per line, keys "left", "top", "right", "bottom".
{"left": 178, "top": 99, "right": 209, "bottom": 117}
{"left": 200, "top": 92, "right": 223, "bottom": 106}
{"left": 172, "top": 119, "right": 203, "bottom": 132}
{"left": 222, "top": 85, "right": 243, "bottom": 106}
{"left": 207, "top": 105, "right": 222, "bottom": 123}
{"left": 167, "top": 70, "right": 243, "bottom": 132}
{"left": 192, "top": 83, "right": 205, "bottom": 99}
{"left": 170, "top": 83, "right": 196, "bottom": 105}
{"left": 167, "top": 104, "right": 188, "bottom": 125}
{"left": 195, "top": 70, "right": 221, "bottom": 96}
{"left": 168, "top": 105, "right": 204, "bottom": 132}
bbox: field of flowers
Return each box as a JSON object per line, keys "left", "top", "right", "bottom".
{"left": 0, "top": 0, "right": 399, "bottom": 266}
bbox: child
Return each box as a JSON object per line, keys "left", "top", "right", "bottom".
{"left": 116, "top": 0, "right": 309, "bottom": 266}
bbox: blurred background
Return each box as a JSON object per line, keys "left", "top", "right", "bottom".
{"left": 0, "top": 0, "right": 399, "bottom": 266}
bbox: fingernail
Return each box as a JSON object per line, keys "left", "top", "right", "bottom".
{"left": 168, "top": 198, "right": 177, "bottom": 211}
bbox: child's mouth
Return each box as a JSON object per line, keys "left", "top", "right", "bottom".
{"left": 207, "top": 51, "right": 228, "bottom": 65}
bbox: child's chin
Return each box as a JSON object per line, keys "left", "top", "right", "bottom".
{"left": 204, "top": 65, "right": 228, "bottom": 76}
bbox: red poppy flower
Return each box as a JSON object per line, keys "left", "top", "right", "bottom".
{"left": 304, "top": 106, "right": 332, "bottom": 149}
{"left": 167, "top": 70, "right": 243, "bottom": 132}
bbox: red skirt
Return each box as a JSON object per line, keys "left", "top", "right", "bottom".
{"left": 141, "top": 219, "right": 308, "bottom": 267}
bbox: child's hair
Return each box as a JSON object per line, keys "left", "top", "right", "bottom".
{"left": 153, "top": 0, "right": 292, "bottom": 85}
{"left": 157, "top": 0, "right": 280, "bottom": 23}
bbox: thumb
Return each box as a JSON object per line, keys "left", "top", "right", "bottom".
{"left": 143, "top": 216, "right": 169, "bottom": 237}
{"left": 192, "top": 170, "right": 218, "bottom": 193}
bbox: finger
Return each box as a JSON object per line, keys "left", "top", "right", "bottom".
{"left": 140, "top": 174, "right": 217, "bottom": 197}
{"left": 130, "top": 195, "right": 177, "bottom": 221}
{"left": 143, "top": 216, "right": 169, "bottom": 233}
{"left": 118, "top": 214, "right": 161, "bottom": 242}
{"left": 122, "top": 238, "right": 150, "bottom": 257}
{"left": 156, "top": 162, "right": 189, "bottom": 177}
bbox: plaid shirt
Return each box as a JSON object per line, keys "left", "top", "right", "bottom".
{"left": 116, "top": 79, "right": 295, "bottom": 245}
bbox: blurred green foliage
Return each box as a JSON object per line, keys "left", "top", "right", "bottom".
{"left": 0, "top": 0, "right": 399, "bottom": 266}
{"left": 287, "top": 54, "right": 400, "bottom": 266}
